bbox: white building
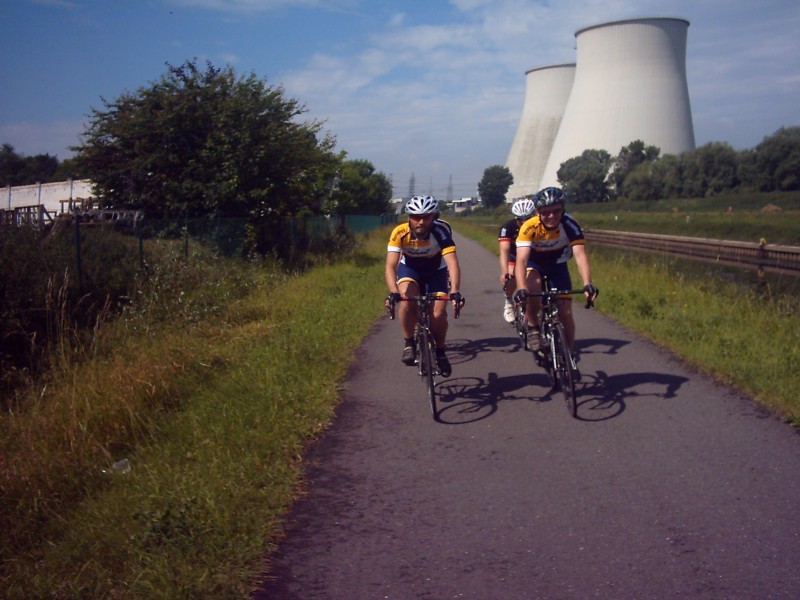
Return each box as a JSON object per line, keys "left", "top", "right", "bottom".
{"left": 4, "top": 179, "right": 94, "bottom": 213}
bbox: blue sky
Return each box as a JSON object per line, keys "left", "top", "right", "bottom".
{"left": 2, "top": 0, "right": 798, "bottom": 198}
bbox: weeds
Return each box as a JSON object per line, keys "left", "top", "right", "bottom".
{"left": 0, "top": 225, "right": 388, "bottom": 597}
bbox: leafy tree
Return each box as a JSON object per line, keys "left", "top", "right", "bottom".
{"left": 648, "top": 154, "right": 684, "bottom": 199}
{"left": 328, "top": 159, "right": 392, "bottom": 215}
{"left": 478, "top": 165, "right": 513, "bottom": 209}
{"left": 622, "top": 162, "right": 660, "bottom": 201}
{"left": 0, "top": 144, "right": 60, "bottom": 186}
{"left": 751, "top": 126, "right": 800, "bottom": 191}
{"left": 611, "top": 140, "right": 660, "bottom": 196}
{"left": 74, "top": 59, "right": 339, "bottom": 222}
{"left": 557, "top": 149, "right": 612, "bottom": 203}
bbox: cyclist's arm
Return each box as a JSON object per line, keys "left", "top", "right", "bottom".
{"left": 385, "top": 250, "right": 402, "bottom": 295}
{"left": 572, "top": 243, "right": 593, "bottom": 289}
{"left": 514, "top": 244, "right": 531, "bottom": 292}
{"left": 443, "top": 250, "right": 461, "bottom": 294}
{"left": 498, "top": 240, "right": 512, "bottom": 285}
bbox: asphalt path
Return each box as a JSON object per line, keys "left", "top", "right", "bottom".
{"left": 254, "top": 232, "right": 800, "bottom": 600}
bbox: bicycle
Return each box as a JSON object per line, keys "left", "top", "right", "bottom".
{"left": 388, "top": 291, "right": 462, "bottom": 418}
{"left": 514, "top": 277, "right": 594, "bottom": 418}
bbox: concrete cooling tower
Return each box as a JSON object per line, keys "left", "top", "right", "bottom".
{"left": 505, "top": 64, "right": 575, "bottom": 201}
{"left": 539, "top": 17, "right": 695, "bottom": 189}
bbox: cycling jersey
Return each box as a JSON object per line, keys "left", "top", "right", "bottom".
{"left": 516, "top": 213, "right": 585, "bottom": 267}
{"left": 498, "top": 218, "right": 522, "bottom": 262}
{"left": 435, "top": 218, "right": 453, "bottom": 236}
{"left": 387, "top": 221, "right": 456, "bottom": 272}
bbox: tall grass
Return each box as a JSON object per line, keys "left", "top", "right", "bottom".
{"left": 1, "top": 229, "right": 389, "bottom": 598}
{"left": 454, "top": 217, "right": 800, "bottom": 424}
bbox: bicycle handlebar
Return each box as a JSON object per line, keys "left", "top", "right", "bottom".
{"left": 523, "top": 288, "right": 595, "bottom": 310}
{"left": 387, "top": 294, "right": 462, "bottom": 320}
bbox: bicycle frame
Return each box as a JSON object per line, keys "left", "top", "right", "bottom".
{"left": 516, "top": 277, "right": 588, "bottom": 417}
{"left": 388, "top": 293, "right": 458, "bottom": 419}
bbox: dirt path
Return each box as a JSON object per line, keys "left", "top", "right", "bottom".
{"left": 254, "top": 232, "right": 800, "bottom": 599}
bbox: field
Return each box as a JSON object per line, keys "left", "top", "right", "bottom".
{"left": 568, "top": 191, "right": 800, "bottom": 245}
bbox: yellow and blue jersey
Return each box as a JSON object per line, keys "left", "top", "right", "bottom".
{"left": 387, "top": 221, "right": 456, "bottom": 272}
{"left": 516, "top": 213, "right": 585, "bottom": 267}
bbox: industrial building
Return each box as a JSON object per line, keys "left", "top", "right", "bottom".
{"left": 506, "top": 17, "right": 696, "bottom": 200}
{"left": 504, "top": 64, "right": 575, "bottom": 202}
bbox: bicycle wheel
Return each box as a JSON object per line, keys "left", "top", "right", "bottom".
{"left": 419, "top": 327, "right": 437, "bottom": 417}
{"left": 552, "top": 323, "right": 577, "bottom": 417}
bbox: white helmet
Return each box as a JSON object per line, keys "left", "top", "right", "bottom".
{"left": 405, "top": 195, "right": 439, "bottom": 215}
{"left": 511, "top": 198, "right": 536, "bottom": 218}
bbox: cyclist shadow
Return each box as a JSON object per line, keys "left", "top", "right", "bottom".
{"left": 433, "top": 371, "right": 553, "bottom": 425}
{"left": 575, "top": 337, "right": 630, "bottom": 356}
{"left": 447, "top": 336, "right": 527, "bottom": 364}
{"left": 573, "top": 369, "right": 690, "bottom": 421}
{"left": 438, "top": 336, "right": 687, "bottom": 423}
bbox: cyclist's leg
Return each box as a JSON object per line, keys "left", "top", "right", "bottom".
{"left": 426, "top": 269, "right": 450, "bottom": 349}
{"left": 524, "top": 262, "right": 544, "bottom": 328}
{"left": 425, "top": 269, "right": 453, "bottom": 377}
{"left": 396, "top": 264, "right": 421, "bottom": 365}
{"left": 549, "top": 263, "right": 576, "bottom": 351}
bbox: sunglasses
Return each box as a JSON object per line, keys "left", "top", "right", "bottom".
{"left": 538, "top": 208, "right": 563, "bottom": 218}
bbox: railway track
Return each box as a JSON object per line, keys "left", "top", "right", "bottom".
{"left": 585, "top": 228, "right": 800, "bottom": 273}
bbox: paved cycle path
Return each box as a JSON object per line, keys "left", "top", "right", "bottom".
{"left": 254, "top": 232, "right": 800, "bottom": 599}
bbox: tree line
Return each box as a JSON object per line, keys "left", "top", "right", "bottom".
{"left": 556, "top": 126, "right": 800, "bottom": 203}
{"left": 1, "top": 60, "right": 392, "bottom": 251}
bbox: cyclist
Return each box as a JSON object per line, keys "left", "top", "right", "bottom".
{"left": 513, "top": 186, "right": 598, "bottom": 355}
{"left": 498, "top": 197, "right": 536, "bottom": 323}
{"left": 385, "top": 195, "right": 465, "bottom": 378}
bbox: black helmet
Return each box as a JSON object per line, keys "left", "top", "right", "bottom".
{"left": 534, "top": 187, "right": 567, "bottom": 209}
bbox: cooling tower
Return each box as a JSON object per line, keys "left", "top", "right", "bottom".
{"left": 505, "top": 64, "right": 576, "bottom": 201}
{"left": 539, "top": 17, "right": 695, "bottom": 189}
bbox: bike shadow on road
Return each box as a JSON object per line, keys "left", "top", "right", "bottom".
{"left": 433, "top": 371, "right": 553, "bottom": 425}
{"left": 574, "top": 369, "right": 690, "bottom": 422}
{"left": 433, "top": 336, "right": 688, "bottom": 424}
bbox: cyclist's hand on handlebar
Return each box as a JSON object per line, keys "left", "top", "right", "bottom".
{"left": 513, "top": 288, "right": 529, "bottom": 304}
{"left": 450, "top": 291, "right": 465, "bottom": 309}
{"left": 583, "top": 284, "right": 599, "bottom": 308}
{"left": 386, "top": 292, "right": 401, "bottom": 318}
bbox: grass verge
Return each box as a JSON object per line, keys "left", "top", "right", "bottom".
{"left": 1, "top": 229, "right": 389, "bottom": 598}
{"left": 453, "top": 218, "right": 800, "bottom": 425}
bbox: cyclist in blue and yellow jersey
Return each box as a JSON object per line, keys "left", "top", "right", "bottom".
{"left": 498, "top": 197, "right": 536, "bottom": 323}
{"left": 385, "top": 195, "right": 465, "bottom": 377}
{"left": 513, "top": 187, "right": 598, "bottom": 354}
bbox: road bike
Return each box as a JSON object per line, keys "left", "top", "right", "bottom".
{"left": 389, "top": 292, "right": 461, "bottom": 418}
{"left": 514, "top": 277, "right": 593, "bottom": 417}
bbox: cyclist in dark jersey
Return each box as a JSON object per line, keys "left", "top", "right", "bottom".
{"left": 385, "top": 195, "right": 465, "bottom": 377}
{"left": 498, "top": 197, "right": 536, "bottom": 323}
{"left": 513, "top": 187, "right": 598, "bottom": 353}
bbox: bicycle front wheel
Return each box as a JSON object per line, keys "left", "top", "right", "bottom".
{"left": 418, "top": 327, "right": 437, "bottom": 417}
{"left": 552, "top": 323, "right": 577, "bottom": 417}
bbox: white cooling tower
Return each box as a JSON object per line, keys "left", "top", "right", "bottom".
{"left": 539, "top": 17, "right": 695, "bottom": 189}
{"left": 505, "top": 64, "right": 576, "bottom": 201}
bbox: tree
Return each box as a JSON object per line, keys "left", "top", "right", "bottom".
{"left": 0, "top": 144, "right": 61, "bottom": 186}
{"left": 611, "top": 140, "right": 660, "bottom": 196}
{"left": 328, "top": 159, "right": 392, "bottom": 215}
{"left": 478, "top": 165, "right": 513, "bottom": 209}
{"left": 74, "top": 59, "right": 340, "bottom": 221}
{"left": 751, "top": 126, "right": 800, "bottom": 191}
{"left": 556, "top": 149, "right": 612, "bottom": 203}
